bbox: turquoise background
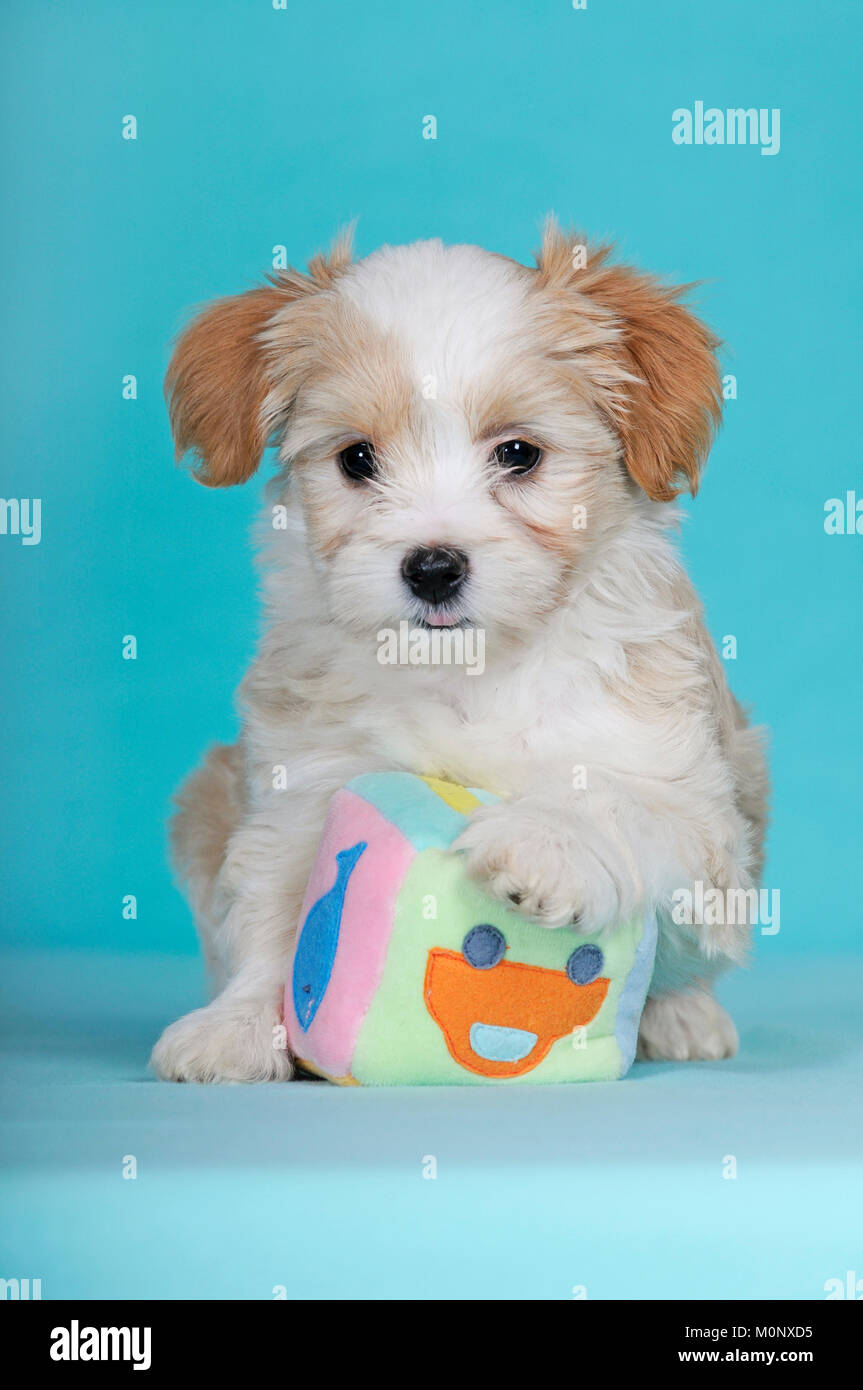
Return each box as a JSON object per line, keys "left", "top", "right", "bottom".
{"left": 1, "top": 0, "right": 861, "bottom": 1304}
{"left": 1, "top": 0, "right": 860, "bottom": 957}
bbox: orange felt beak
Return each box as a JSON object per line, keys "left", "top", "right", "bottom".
{"left": 424, "top": 948, "right": 609, "bottom": 1078}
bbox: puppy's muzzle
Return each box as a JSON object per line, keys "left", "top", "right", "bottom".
{"left": 401, "top": 546, "right": 469, "bottom": 606}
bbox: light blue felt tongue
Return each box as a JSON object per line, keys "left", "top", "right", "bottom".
{"left": 469, "top": 1022, "right": 539, "bottom": 1063}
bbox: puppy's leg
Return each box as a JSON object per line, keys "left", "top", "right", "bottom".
{"left": 634, "top": 916, "right": 738, "bottom": 1060}
{"left": 150, "top": 957, "right": 295, "bottom": 1082}
{"left": 636, "top": 989, "right": 738, "bottom": 1061}
{"left": 454, "top": 778, "right": 752, "bottom": 945}
{"left": 453, "top": 791, "right": 634, "bottom": 931}
{"left": 152, "top": 804, "right": 327, "bottom": 1083}
{"left": 455, "top": 777, "right": 757, "bottom": 1062}
{"left": 637, "top": 714, "right": 768, "bottom": 1063}
{"left": 170, "top": 742, "right": 245, "bottom": 994}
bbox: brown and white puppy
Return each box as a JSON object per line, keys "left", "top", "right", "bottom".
{"left": 151, "top": 223, "right": 768, "bottom": 1083}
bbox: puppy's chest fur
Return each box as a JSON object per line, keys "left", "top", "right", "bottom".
{"left": 354, "top": 663, "right": 631, "bottom": 796}
{"left": 249, "top": 624, "right": 696, "bottom": 806}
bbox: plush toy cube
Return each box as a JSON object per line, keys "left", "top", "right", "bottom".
{"left": 284, "top": 773, "right": 657, "bottom": 1085}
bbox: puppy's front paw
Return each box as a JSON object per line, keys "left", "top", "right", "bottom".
{"left": 636, "top": 991, "right": 738, "bottom": 1062}
{"left": 453, "top": 800, "right": 622, "bottom": 930}
{"left": 151, "top": 998, "right": 293, "bottom": 1083}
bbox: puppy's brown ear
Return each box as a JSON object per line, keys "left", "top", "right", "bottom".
{"left": 537, "top": 222, "right": 722, "bottom": 502}
{"left": 165, "top": 286, "right": 285, "bottom": 487}
{"left": 166, "top": 230, "right": 354, "bottom": 487}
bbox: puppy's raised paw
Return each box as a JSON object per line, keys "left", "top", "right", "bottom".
{"left": 151, "top": 998, "right": 293, "bottom": 1083}
{"left": 452, "top": 799, "right": 621, "bottom": 930}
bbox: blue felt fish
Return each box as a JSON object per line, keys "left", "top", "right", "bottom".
{"left": 292, "top": 841, "right": 367, "bottom": 1030}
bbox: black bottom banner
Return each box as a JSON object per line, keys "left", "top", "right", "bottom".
{"left": 7, "top": 1298, "right": 861, "bottom": 1375}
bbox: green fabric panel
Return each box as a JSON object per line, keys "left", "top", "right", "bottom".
{"left": 351, "top": 847, "right": 645, "bottom": 1085}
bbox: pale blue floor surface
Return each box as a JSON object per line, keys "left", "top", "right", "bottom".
{"left": 1, "top": 950, "right": 861, "bottom": 1300}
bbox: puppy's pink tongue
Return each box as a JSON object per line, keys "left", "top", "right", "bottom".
{"left": 424, "top": 610, "right": 458, "bottom": 627}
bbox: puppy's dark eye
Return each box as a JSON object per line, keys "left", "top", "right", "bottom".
{"left": 492, "top": 439, "right": 542, "bottom": 475}
{"left": 339, "top": 440, "right": 377, "bottom": 481}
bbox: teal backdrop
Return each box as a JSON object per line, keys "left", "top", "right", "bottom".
{"left": 1, "top": 0, "right": 860, "bottom": 958}
{"left": 1, "top": 0, "right": 862, "bottom": 1309}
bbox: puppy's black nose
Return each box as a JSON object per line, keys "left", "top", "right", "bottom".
{"left": 401, "top": 546, "right": 469, "bottom": 606}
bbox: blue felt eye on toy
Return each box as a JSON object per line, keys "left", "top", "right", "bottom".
{"left": 566, "top": 943, "right": 604, "bottom": 985}
{"left": 462, "top": 924, "right": 506, "bottom": 969}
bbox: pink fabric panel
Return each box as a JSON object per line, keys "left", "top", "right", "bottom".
{"left": 285, "top": 789, "right": 414, "bottom": 1076}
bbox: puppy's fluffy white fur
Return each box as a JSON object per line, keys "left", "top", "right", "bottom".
{"left": 151, "top": 225, "right": 768, "bottom": 1083}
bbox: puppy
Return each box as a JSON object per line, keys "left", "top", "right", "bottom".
{"left": 151, "top": 223, "right": 768, "bottom": 1083}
